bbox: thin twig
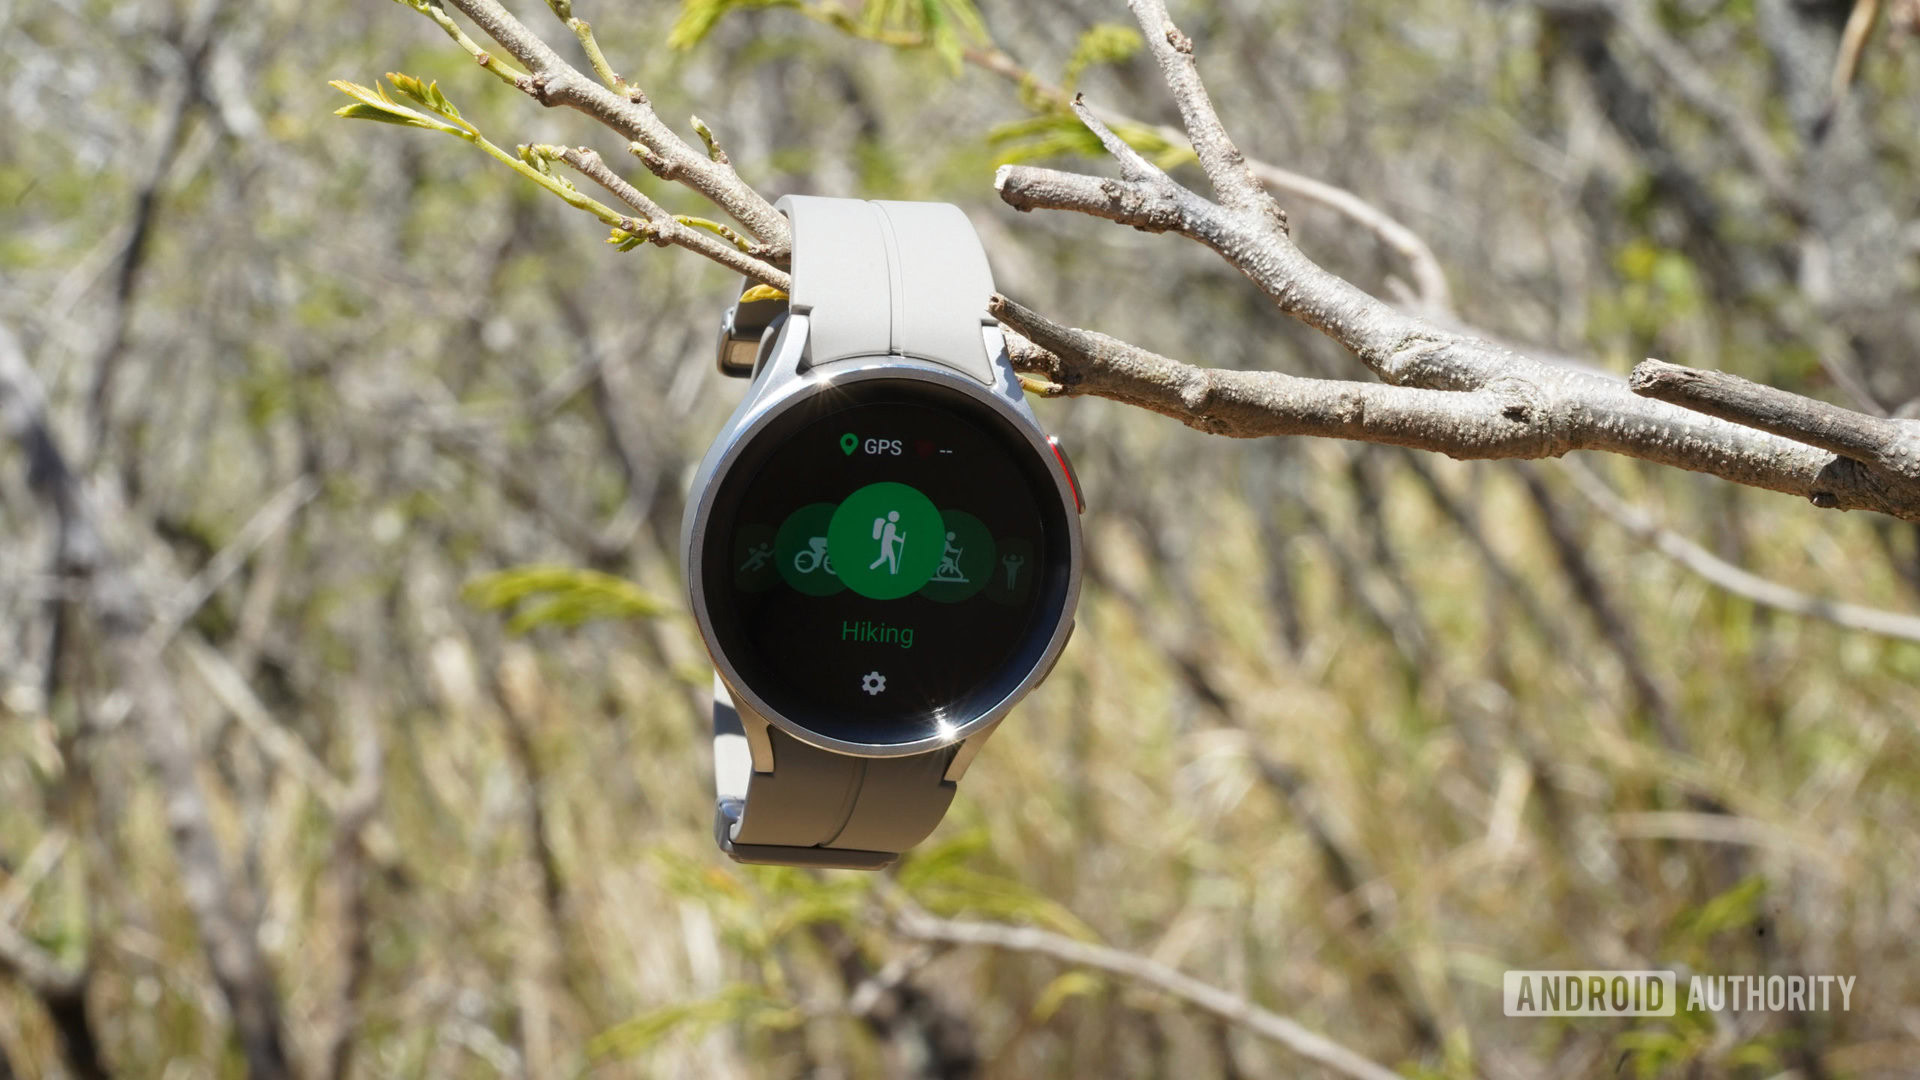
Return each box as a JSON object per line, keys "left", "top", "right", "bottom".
{"left": 1822, "top": 0, "right": 1884, "bottom": 135}
{"left": 949, "top": 35, "right": 1450, "bottom": 311}
{"left": 436, "top": 0, "right": 790, "bottom": 252}
{"left": 0, "top": 830, "right": 69, "bottom": 927}
{"left": 1560, "top": 460, "right": 1920, "bottom": 644}
{"left": 557, "top": 147, "right": 789, "bottom": 289}
{"left": 180, "top": 637, "right": 405, "bottom": 870}
{"left": 892, "top": 908, "right": 1405, "bottom": 1080}
{"left": 322, "top": 687, "right": 384, "bottom": 1080}
{"left": 0, "top": 918, "right": 82, "bottom": 1000}
{"left": 84, "top": 0, "right": 229, "bottom": 460}
{"left": 1615, "top": 0, "right": 1802, "bottom": 213}
{"left": 148, "top": 475, "right": 320, "bottom": 649}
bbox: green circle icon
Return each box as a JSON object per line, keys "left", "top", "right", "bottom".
{"left": 774, "top": 502, "right": 846, "bottom": 596}
{"left": 919, "top": 509, "right": 997, "bottom": 604}
{"left": 828, "top": 482, "right": 944, "bottom": 599}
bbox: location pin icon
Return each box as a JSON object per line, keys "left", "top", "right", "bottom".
{"left": 840, "top": 433, "right": 858, "bottom": 456}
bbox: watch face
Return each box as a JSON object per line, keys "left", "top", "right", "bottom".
{"left": 700, "top": 376, "right": 1073, "bottom": 748}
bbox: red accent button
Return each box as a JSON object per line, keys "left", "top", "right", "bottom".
{"left": 1047, "top": 436, "right": 1084, "bottom": 514}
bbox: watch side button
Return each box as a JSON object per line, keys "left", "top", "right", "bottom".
{"left": 1037, "top": 619, "right": 1075, "bottom": 685}
{"left": 1047, "top": 436, "right": 1084, "bottom": 514}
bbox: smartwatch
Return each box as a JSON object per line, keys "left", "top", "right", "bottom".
{"left": 682, "top": 196, "right": 1085, "bottom": 870}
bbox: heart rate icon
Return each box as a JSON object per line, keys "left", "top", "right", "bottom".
{"left": 915, "top": 440, "right": 936, "bottom": 458}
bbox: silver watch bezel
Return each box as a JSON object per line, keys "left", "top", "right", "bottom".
{"left": 683, "top": 317, "right": 1083, "bottom": 760}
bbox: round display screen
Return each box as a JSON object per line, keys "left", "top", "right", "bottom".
{"left": 699, "top": 377, "right": 1073, "bottom": 748}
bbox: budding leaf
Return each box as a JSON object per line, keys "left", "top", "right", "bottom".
{"left": 334, "top": 102, "right": 431, "bottom": 127}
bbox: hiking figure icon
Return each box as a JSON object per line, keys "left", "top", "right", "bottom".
{"left": 870, "top": 510, "right": 906, "bottom": 574}
{"left": 932, "top": 531, "right": 968, "bottom": 583}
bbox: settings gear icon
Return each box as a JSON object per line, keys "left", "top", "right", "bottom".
{"left": 860, "top": 671, "right": 887, "bottom": 696}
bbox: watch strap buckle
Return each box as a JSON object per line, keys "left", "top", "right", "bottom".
{"left": 715, "top": 289, "right": 789, "bottom": 378}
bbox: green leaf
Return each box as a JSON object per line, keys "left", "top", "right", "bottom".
{"left": 986, "top": 113, "right": 1104, "bottom": 167}
{"left": 924, "top": 0, "right": 962, "bottom": 74}
{"left": 1031, "top": 971, "right": 1103, "bottom": 1022}
{"left": 1670, "top": 874, "right": 1768, "bottom": 942}
{"left": 668, "top": 0, "right": 729, "bottom": 48}
{"left": 329, "top": 78, "right": 457, "bottom": 132}
{"left": 940, "top": 0, "right": 987, "bottom": 41}
{"left": 588, "top": 986, "right": 799, "bottom": 1060}
{"left": 462, "top": 565, "right": 670, "bottom": 632}
{"left": 898, "top": 829, "right": 1097, "bottom": 939}
{"left": 386, "top": 71, "right": 431, "bottom": 107}
{"left": 986, "top": 111, "right": 1194, "bottom": 170}
{"left": 669, "top": 0, "right": 799, "bottom": 50}
{"left": 334, "top": 103, "right": 430, "bottom": 127}
{"left": 1063, "top": 23, "right": 1142, "bottom": 90}
{"left": 386, "top": 72, "right": 462, "bottom": 120}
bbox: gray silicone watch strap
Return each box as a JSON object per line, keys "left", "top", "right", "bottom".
{"left": 780, "top": 195, "right": 997, "bottom": 382}
{"left": 718, "top": 198, "right": 997, "bottom": 383}
{"left": 711, "top": 196, "right": 994, "bottom": 868}
{"left": 713, "top": 680, "right": 958, "bottom": 869}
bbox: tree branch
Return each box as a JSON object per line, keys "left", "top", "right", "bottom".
{"left": 989, "top": 7, "right": 1920, "bottom": 523}
{"left": 1125, "top": 0, "right": 1283, "bottom": 227}
{"left": 366, "top": 0, "right": 1920, "bottom": 522}
{"left": 435, "top": 0, "right": 789, "bottom": 253}
{"left": 948, "top": 33, "right": 1450, "bottom": 311}
{"left": 891, "top": 908, "right": 1403, "bottom": 1080}
{"left": 1630, "top": 359, "right": 1920, "bottom": 479}
{"left": 994, "top": 295, "right": 1565, "bottom": 453}
{"left": 993, "top": 297, "right": 1920, "bottom": 520}
{"left": 556, "top": 147, "right": 790, "bottom": 290}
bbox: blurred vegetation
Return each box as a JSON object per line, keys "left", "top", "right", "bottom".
{"left": 3, "top": 0, "right": 1920, "bottom": 1077}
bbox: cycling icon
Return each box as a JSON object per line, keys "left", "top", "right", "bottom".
{"left": 774, "top": 502, "right": 847, "bottom": 596}
{"left": 793, "top": 537, "right": 833, "bottom": 576}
